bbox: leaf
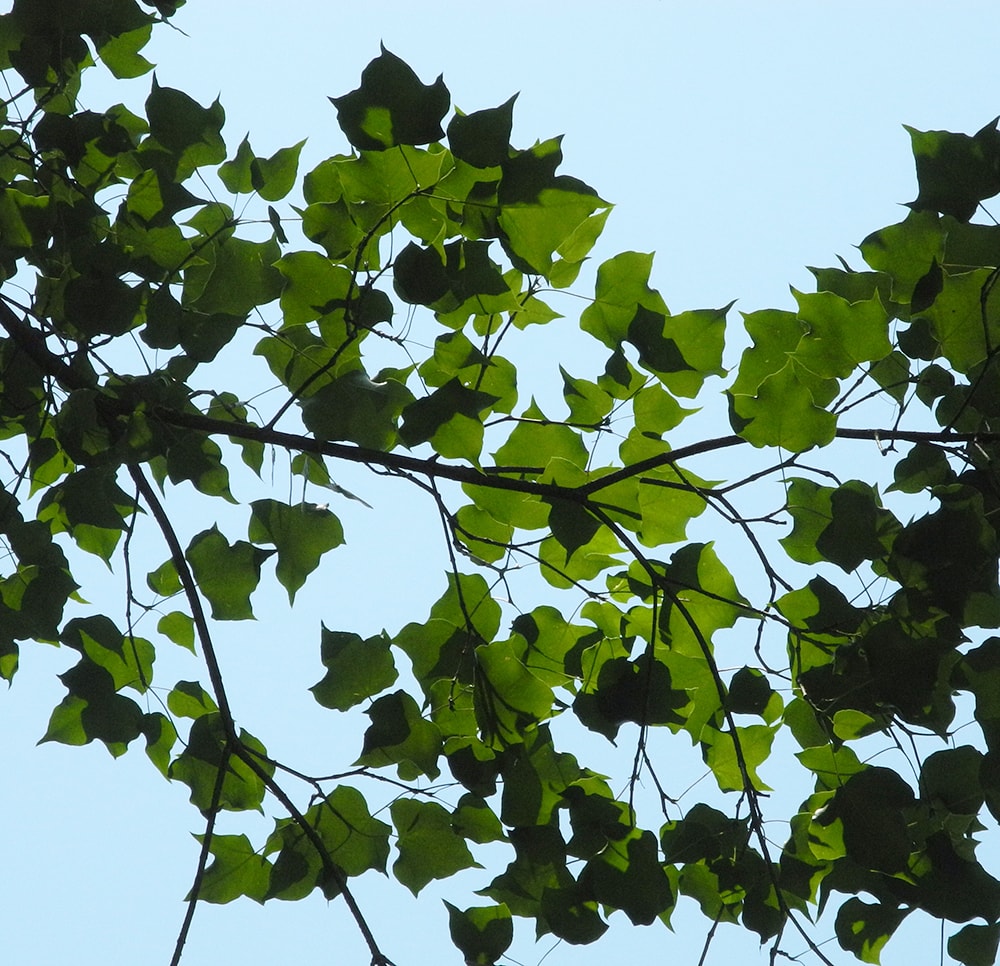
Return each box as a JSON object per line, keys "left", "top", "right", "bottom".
{"left": 41, "top": 659, "right": 144, "bottom": 757}
{"left": 191, "top": 834, "right": 270, "bottom": 904}
{"left": 399, "top": 378, "right": 499, "bottom": 459}
{"left": 792, "top": 289, "right": 892, "bottom": 379}
{"left": 579, "top": 829, "right": 674, "bottom": 926}
{"left": 860, "top": 209, "right": 945, "bottom": 302}
{"left": 300, "top": 370, "right": 411, "bottom": 450}
{"left": 167, "top": 680, "right": 218, "bottom": 720}
{"left": 162, "top": 433, "right": 235, "bottom": 502}
{"left": 169, "top": 714, "right": 272, "bottom": 813}
{"left": 729, "top": 360, "right": 837, "bottom": 452}
{"left": 391, "top": 798, "right": 481, "bottom": 895}
{"left": 97, "top": 23, "right": 154, "bottom": 79}
{"left": 448, "top": 95, "right": 516, "bottom": 168}
{"left": 445, "top": 902, "right": 513, "bottom": 966}
{"left": 143, "top": 78, "right": 225, "bottom": 177}
{"left": 574, "top": 653, "right": 689, "bottom": 741}
{"left": 266, "top": 786, "right": 390, "bottom": 900}
{"left": 821, "top": 768, "right": 916, "bottom": 873}
{"left": 498, "top": 184, "right": 608, "bottom": 276}
{"left": 921, "top": 267, "right": 1000, "bottom": 373}
{"left": 185, "top": 526, "right": 270, "bottom": 620}
{"left": 493, "top": 400, "right": 589, "bottom": 472}
{"left": 142, "top": 712, "right": 177, "bottom": 777}
{"left": 156, "top": 610, "right": 194, "bottom": 651}
{"left": 61, "top": 614, "right": 153, "bottom": 693}
{"left": 218, "top": 136, "right": 304, "bottom": 201}
{"left": 580, "top": 250, "right": 669, "bottom": 350}
{"left": 475, "top": 636, "right": 556, "bottom": 742}
{"left": 452, "top": 794, "right": 506, "bottom": 845}
{"left": 949, "top": 923, "right": 1000, "bottom": 966}
{"left": 834, "top": 898, "right": 909, "bottom": 964}
{"left": 248, "top": 499, "right": 345, "bottom": 602}
{"left": 310, "top": 628, "right": 397, "bottom": 711}
{"left": 726, "top": 666, "right": 780, "bottom": 721}
{"left": 182, "top": 235, "right": 282, "bottom": 318}
{"left": 331, "top": 46, "right": 449, "bottom": 151}
{"left": 546, "top": 499, "right": 602, "bottom": 562}
{"left": 907, "top": 120, "right": 1000, "bottom": 222}
{"left": 701, "top": 724, "right": 774, "bottom": 792}
{"left": 781, "top": 478, "right": 899, "bottom": 573}
{"left": 357, "top": 690, "right": 443, "bottom": 779}
{"left": 921, "top": 746, "right": 985, "bottom": 815}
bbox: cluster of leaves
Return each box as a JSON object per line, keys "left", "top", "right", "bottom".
{"left": 3, "top": 2, "right": 1000, "bottom": 963}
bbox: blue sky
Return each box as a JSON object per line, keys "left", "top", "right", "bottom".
{"left": 3, "top": 2, "right": 1000, "bottom": 964}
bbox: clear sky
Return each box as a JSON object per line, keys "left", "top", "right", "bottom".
{"left": 3, "top": 2, "right": 1000, "bottom": 964}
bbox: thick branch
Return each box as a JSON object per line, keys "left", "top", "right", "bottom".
{"left": 155, "top": 406, "right": 1000, "bottom": 499}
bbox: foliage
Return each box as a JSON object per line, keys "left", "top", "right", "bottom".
{"left": 3, "top": 3, "right": 1000, "bottom": 964}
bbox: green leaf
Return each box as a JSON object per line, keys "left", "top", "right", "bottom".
{"left": 448, "top": 95, "right": 515, "bottom": 168}
{"left": 659, "top": 542, "right": 749, "bottom": 654}
{"left": 581, "top": 250, "right": 669, "bottom": 350}
{"left": 266, "top": 785, "right": 390, "bottom": 900}
{"left": 218, "top": 136, "right": 305, "bottom": 201}
{"left": 560, "top": 367, "right": 614, "bottom": 425}
{"left": 921, "top": 267, "right": 1000, "bottom": 373}
{"left": 144, "top": 77, "right": 225, "bottom": 177}
{"left": 907, "top": 120, "right": 1000, "bottom": 222}
{"left": 796, "top": 744, "right": 865, "bottom": 789}
{"left": 498, "top": 184, "right": 608, "bottom": 276}
{"left": 860, "top": 210, "right": 945, "bottom": 302}
{"left": 185, "top": 526, "right": 271, "bottom": 620}
{"left": 248, "top": 499, "right": 345, "bottom": 603}
{"left": 169, "top": 714, "right": 272, "bottom": 812}
{"left": 357, "top": 690, "right": 443, "bottom": 779}
{"left": 331, "top": 46, "right": 449, "bottom": 151}
{"left": 493, "top": 401, "right": 589, "bottom": 473}
{"left": 310, "top": 628, "right": 397, "bottom": 711}
{"left": 191, "top": 833, "right": 270, "bottom": 904}
{"left": 41, "top": 659, "right": 144, "bottom": 757}
{"left": 701, "top": 724, "right": 774, "bottom": 792}
{"left": 574, "top": 653, "right": 689, "bottom": 741}
{"left": 182, "top": 235, "right": 282, "bottom": 318}
{"left": 821, "top": 768, "right": 916, "bottom": 873}
{"left": 453, "top": 504, "right": 514, "bottom": 564}
{"left": 61, "top": 614, "right": 154, "bottom": 693}
{"left": 142, "top": 712, "right": 177, "bottom": 777}
{"left": 300, "top": 370, "right": 411, "bottom": 450}
{"left": 162, "top": 433, "right": 235, "bottom": 502}
{"left": 726, "top": 667, "right": 780, "bottom": 721}
{"left": 579, "top": 829, "right": 674, "bottom": 926}
{"left": 835, "top": 898, "right": 909, "bottom": 964}
{"left": 97, "top": 23, "right": 154, "bottom": 79}
{"left": 627, "top": 303, "right": 730, "bottom": 398}
{"left": 781, "top": 478, "right": 899, "bottom": 572}
{"left": 452, "top": 794, "right": 506, "bottom": 845}
{"left": 273, "top": 249, "right": 356, "bottom": 327}
{"left": 889, "top": 443, "right": 955, "bottom": 493}
{"left": 792, "top": 289, "right": 891, "bottom": 379}
{"left": 399, "top": 378, "right": 499, "bottom": 459}
{"left": 949, "top": 923, "right": 1000, "bottom": 966}
{"left": 445, "top": 902, "right": 513, "bottom": 966}
{"left": 546, "top": 499, "right": 602, "bottom": 562}
{"left": 921, "top": 746, "right": 985, "bottom": 815}
{"left": 888, "top": 484, "right": 1000, "bottom": 625}
{"left": 475, "top": 636, "right": 556, "bottom": 743}
{"left": 730, "top": 360, "right": 837, "bottom": 452}
{"left": 391, "top": 798, "right": 481, "bottom": 895}
{"left": 167, "top": 680, "right": 218, "bottom": 720}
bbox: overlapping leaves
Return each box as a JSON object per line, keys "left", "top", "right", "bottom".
{"left": 4, "top": 7, "right": 1000, "bottom": 965}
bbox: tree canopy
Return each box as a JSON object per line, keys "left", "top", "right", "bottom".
{"left": 4, "top": 2, "right": 1000, "bottom": 964}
